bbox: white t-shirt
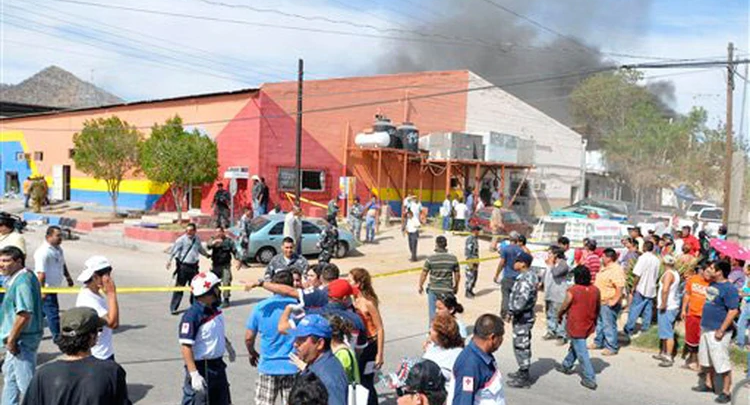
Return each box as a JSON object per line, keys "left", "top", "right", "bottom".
{"left": 632, "top": 252, "right": 661, "bottom": 298}
{"left": 454, "top": 203, "right": 468, "bottom": 220}
{"left": 423, "top": 344, "right": 463, "bottom": 405}
{"left": 33, "top": 241, "right": 65, "bottom": 287}
{"left": 75, "top": 288, "right": 114, "bottom": 360}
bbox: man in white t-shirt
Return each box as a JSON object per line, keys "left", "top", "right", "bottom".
{"left": 623, "top": 240, "right": 661, "bottom": 338}
{"left": 405, "top": 198, "right": 423, "bottom": 262}
{"left": 75, "top": 256, "right": 119, "bottom": 361}
{"left": 34, "top": 225, "right": 74, "bottom": 343}
{"left": 452, "top": 198, "right": 468, "bottom": 231}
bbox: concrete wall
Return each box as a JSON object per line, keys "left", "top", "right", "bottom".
{"left": 0, "top": 91, "right": 255, "bottom": 210}
{"left": 464, "top": 73, "right": 583, "bottom": 216}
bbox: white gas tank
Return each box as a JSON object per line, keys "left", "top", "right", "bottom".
{"left": 355, "top": 131, "right": 391, "bottom": 148}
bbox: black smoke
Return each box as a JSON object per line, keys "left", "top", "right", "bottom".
{"left": 374, "top": 0, "right": 674, "bottom": 124}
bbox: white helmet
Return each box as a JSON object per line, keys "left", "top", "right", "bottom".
{"left": 190, "top": 272, "right": 221, "bottom": 297}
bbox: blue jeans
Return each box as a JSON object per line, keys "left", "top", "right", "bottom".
{"left": 365, "top": 216, "right": 376, "bottom": 242}
{"left": 562, "top": 338, "right": 596, "bottom": 383}
{"left": 2, "top": 340, "right": 37, "bottom": 405}
{"left": 253, "top": 202, "right": 266, "bottom": 218}
{"left": 427, "top": 290, "right": 438, "bottom": 327}
{"left": 624, "top": 292, "right": 654, "bottom": 336}
{"left": 736, "top": 301, "right": 750, "bottom": 347}
{"left": 442, "top": 216, "right": 450, "bottom": 231}
{"left": 594, "top": 303, "right": 621, "bottom": 352}
{"left": 42, "top": 293, "right": 61, "bottom": 341}
{"left": 545, "top": 300, "right": 566, "bottom": 338}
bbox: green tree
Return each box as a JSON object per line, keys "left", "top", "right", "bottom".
{"left": 570, "top": 69, "right": 654, "bottom": 147}
{"left": 72, "top": 116, "right": 142, "bottom": 215}
{"left": 140, "top": 116, "right": 218, "bottom": 221}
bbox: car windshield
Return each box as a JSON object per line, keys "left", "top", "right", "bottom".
{"left": 689, "top": 203, "right": 713, "bottom": 212}
{"left": 573, "top": 199, "right": 629, "bottom": 215}
{"left": 248, "top": 217, "right": 271, "bottom": 232}
{"left": 700, "top": 209, "right": 723, "bottom": 221}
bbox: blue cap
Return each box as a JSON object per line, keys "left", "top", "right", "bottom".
{"left": 515, "top": 251, "right": 533, "bottom": 267}
{"left": 289, "top": 314, "right": 332, "bottom": 339}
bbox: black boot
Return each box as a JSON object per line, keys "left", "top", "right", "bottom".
{"left": 507, "top": 369, "right": 531, "bottom": 388}
{"left": 507, "top": 369, "right": 523, "bottom": 380}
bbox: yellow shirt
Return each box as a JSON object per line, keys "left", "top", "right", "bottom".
{"left": 594, "top": 262, "right": 626, "bottom": 303}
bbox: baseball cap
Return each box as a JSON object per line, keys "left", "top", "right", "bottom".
{"left": 327, "top": 279, "right": 353, "bottom": 299}
{"left": 251, "top": 175, "right": 260, "bottom": 181}
{"left": 60, "top": 307, "right": 107, "bottom": 338}
{"left": 77, "top": 255, "right": 112, "bottom": 282}
{"left": 399, "top": 360, "right": 446, "bottom": 396}
{"left": 289, "top": 314, "right": 332, "bottom": 339}
{"left": 515, "top": 251, "right": 533, "bottom": 267}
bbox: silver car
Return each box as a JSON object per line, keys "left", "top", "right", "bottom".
{"left": 239, "top": 214, "right": 357, "bottom": 264}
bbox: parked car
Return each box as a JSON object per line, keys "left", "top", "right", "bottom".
{"left": 570, "top": 198, "right": 634, "bottom": 219}
{"left": 549, "top": 205, "right": 626, "bottom": 222}
{"left": 696, "top": 207, "right": 723, "bottom": 235}
{"left": 686, "top": 200, "right": 717, "bottom": 218}
{"left": 468, "top": 207, "right": 533, "bottom": 236}
{"left": 240, "top": 215, "right": 357, "bottom": 264}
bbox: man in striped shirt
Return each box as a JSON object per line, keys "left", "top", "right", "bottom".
{"left": 418, "top": 236, "right": 460, "bottom": 325}
{"left": 582, "top": 240, "right": 602, "bottom": 283}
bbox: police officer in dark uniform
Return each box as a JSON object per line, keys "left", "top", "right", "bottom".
{"left": 207, "top": 227, "right": 238, "bottom": 308}
{"left": 212, "top": 183, "right": 231, "bottom": 228}
{"left": 178, "top": 272, "right": 236, "bottom": 405}
{"left": 464, "top": 225, "right": 481, "bottom": 298}
{"left": 506, "top": 252, "right": 538, "bottom": 388}
{"left": 317, "top": 215, "right": 339, "bottom": 264}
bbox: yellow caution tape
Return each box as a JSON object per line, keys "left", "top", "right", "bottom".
{"left": 0, "top": 246, "right": 560, "bottom": 294}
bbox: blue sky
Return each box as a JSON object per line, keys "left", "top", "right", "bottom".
{"left": 1, "top": 0, "right": 747, "bottom": 132}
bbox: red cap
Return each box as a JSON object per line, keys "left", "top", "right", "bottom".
{"left": 327, "top": 279, "right": 353, "bottom": 299}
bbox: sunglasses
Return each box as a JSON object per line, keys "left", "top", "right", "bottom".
{"left": 396, "top": 387, "right": 418, "bottom": 397}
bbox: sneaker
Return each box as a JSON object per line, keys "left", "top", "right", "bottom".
{"left": 507, "top": 369, "right": 522, "bottom": 380}
{"left": 658, "top": 358, "right": 674, "bottom": 368}
{"left": 587, "top": 343, "right": 602, "bottom": 350}
{"left": 221, "top": 299, "right": 230, "bottom": 308}
{"left": 715, "top": 393, "right": 731, "bottom": 404}
{"left": 465, "top": 291, "right": 475, "bottom": 299}
{"left": 542, "top": 332, "right": 557, "bottom": 341}
{"left": 555, "top": 364, "right": 575, "bottom": 375}
{"left": 601, "top": 349, "right": 618, "bottom": 356}
{"left": 556, "top": 338, "right": 569, "bottom": 346}
{"left": 652, "top": 353, "right": 667, "bottom": 361}
{"left": 691, "top": 385, "right": 714, "bottom": 393}
{"left": 580, "top": 379, "right": 598, "bottom": 390}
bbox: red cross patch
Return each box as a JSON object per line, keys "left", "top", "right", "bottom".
{"left": 204, "top": 281, "right": 212, "bottom": 289}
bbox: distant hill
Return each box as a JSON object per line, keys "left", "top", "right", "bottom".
{"left": 0, "top": 66, "right": 123, "bottom": 109}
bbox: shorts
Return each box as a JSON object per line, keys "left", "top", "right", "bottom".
{"left": 657, "top": 309, "right": 679, "bottom": 339}
{"left": 685, "top": 315, "right": 701, "bottom": 348}
{"left": 255, "top": 373, "right": 295, "bottom": 405}
{"left": 698, "top": 330, "right": 733, "bottom": 374}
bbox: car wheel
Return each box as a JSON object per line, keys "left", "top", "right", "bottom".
{"left": 256, "top": 247, "right": 276, "bottom": 265}
{"left": 334, "top": 241, "right": 349, "bottom": 258}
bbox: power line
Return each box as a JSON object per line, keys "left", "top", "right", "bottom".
{"left": 55, "top": 0, "right": 692, "bottom": 62}
{"left": 26, "top": 0, "right": 292, "bottom": 81}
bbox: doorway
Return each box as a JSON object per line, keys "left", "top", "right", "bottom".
{"left": 4, "top": 172, "right": 19, "bottom": 194}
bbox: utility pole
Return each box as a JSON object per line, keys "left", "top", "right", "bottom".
{"left": 723, "top": 43, "right": 734, "bottom": 223}
{"left": 295, "top": 59, "right": 304, "bottom": 205}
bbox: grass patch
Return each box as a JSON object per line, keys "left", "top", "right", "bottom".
{"left": 631, "top": 328, "right": 747, "bottom": 367}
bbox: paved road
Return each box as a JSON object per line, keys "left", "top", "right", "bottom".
{"left": 4, "top": 226, "right": 724, "bottom": 405}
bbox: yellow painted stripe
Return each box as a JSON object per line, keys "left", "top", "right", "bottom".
{"left": 0, "top": 131, "right": 39, "bottom": 176}
{"left": 70, "top": 177, "right": 169, "bottom": 195}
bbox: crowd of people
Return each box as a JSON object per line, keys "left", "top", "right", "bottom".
{"left": 0, "top": 192, "right": 748, "bottom": 405}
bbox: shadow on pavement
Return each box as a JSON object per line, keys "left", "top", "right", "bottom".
{"left": 114, "top": 324, "right": 147, "bottom": 334}
{"left": 222, "top": 297, "right": 262, "bottom": 308}
{"left": 129, "top": 383, "right": 154, "bottom": 403}
{"left": 531, "top": 357, "right": 557, "bottom": 381}
{"left": 591, "top": 358, "right": 611, "bottom": 374}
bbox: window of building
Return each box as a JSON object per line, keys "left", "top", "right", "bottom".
{"left": 33, "top": 151, "right": 43, "bottom": 161}
{"left": 68, "top": 149, "right": 76, "bottom": 159}
{"left": 277, "top": 168, "right": 326, "bottom": 192}
{"left": 15, "top": 152, "right": 25, "bottom": 162}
